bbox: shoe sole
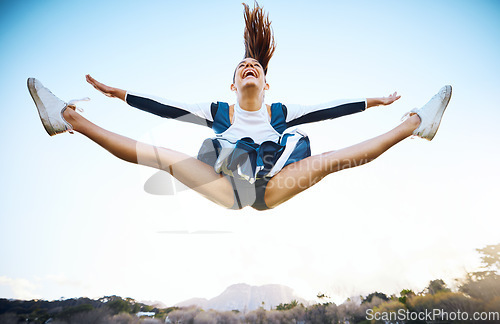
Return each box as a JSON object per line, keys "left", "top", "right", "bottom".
{"left": 426, "top": 85, "right": 452, "bottom": 141}
{"left": 28, "top": 78, "right": 59, "bottom": 136}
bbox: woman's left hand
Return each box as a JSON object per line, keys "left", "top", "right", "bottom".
{"left": 366, "top": 92, "right": 401, "bottom": 109}
{"left": 379, "top": 92, "right": 401, "bottom": 105}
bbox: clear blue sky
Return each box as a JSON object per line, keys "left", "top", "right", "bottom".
{"left": 1, "top": 0, "right": 499, "bottom": 305}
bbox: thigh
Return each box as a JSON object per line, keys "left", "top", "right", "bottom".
{"left": 264, "top": 153, "right": 332, "bottom": 209}
{"left": 139, "top": 143, "right": 235, "bottom": 208}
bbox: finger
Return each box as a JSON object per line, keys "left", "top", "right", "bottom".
{"left": 93, "top": 78, "right": 103, "bottom": 87}
{"left": 86, "top": 75, "right": 96, "bottom": 85}
{"left": 91, "top": 79, "right": 103, "bottom": 88}
{"left": 87, "top": 75, "right": 100, "bottom": 86}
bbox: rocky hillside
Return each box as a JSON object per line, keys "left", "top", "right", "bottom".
{"left": 176, "top": 283, "right": 307, "bottom": 311}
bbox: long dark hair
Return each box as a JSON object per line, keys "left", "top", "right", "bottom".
{"left": 242, "top": 2, "right": 276, "bottom": 75}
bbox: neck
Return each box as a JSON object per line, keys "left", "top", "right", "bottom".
{"left": 237, "top": 92, "right": 264, "bottom": 111}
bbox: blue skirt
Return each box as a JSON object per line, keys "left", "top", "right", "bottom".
{"left": 197, "top": 129, "right": 311, "bottom": 184}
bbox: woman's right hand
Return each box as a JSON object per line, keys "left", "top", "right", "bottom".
{"left": 86, "top": 74, "right": 126, "bottom": 101}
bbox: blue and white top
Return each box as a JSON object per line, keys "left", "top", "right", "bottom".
{"left": 125, "top": 91, "right": 366, "bottom": 183}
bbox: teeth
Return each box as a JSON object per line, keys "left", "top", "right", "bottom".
{"left": 244, "top": 69, "right": 256, "bottom": 78}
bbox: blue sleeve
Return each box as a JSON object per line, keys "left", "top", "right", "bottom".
{"left": 125, "top": 91, "right": 217, "bottom": 128}
{"left": 284, "top": 99, "right": 367, "bottom": 128}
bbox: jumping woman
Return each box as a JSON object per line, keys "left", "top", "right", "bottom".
{"left": 28, "top": 3, "right": 451, "bottom": 211}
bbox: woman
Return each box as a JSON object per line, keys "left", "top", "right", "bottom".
{"left": 28, "top": 3, "right": 451, "bottom": 211}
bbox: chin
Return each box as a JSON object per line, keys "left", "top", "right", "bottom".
{"left": 241, "top": 79, "right": 261, "bottom": 89}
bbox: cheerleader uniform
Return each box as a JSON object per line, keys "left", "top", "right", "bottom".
{"left": 125, "top": 92, "right": 366, "bottom": 210}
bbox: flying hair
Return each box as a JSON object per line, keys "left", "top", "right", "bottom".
{"left": 242, "top": 2, "right": 276, "bottom": 75}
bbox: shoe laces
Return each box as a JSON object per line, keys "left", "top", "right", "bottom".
{"left": 65, "top": 97, "right": 90, "bottom": 134}
{"left": 67, "top": 97, "right": 90, "bottom": 112}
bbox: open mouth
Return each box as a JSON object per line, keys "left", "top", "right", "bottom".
{"left": 242, "top": 68, "right": 258, "bottom": 79}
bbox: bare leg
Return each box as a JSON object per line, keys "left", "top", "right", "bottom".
{"left": 264, "top": 114, "right": 421, "bottom": 208}
{"left": 63, "top": 108, "right": 235, "bottom": 208}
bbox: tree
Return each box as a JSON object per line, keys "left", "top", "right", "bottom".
{"left": 459, "top": 274, "right": 500, "bottom": 302}
{"left": 57, "top": 304, "right": 95, "bottom": 320}
{"left": 107, "top": 298, "right": 130, "bottom": 315}
{"left": 459, "top": 243, "right": 500, "bottom": 302}
{"left": 398, "top": 289, "right": 415, "bottom": 305}
{"left": 427, "top": 279, "right": 450, "bottom": 295}
{"left": 472, "top": 243, "right": 500, "bottom": 280}
{"left": 275, "top": 300, "right": 299, "bottom": 311}
{"left": 407, "top": 291, "right": 480, "bottom": 321}
{"left": 362, "top": 292, "right": 389, "bottom": 304}
{"left": 371, "top": 300, "right": 406, "bottom": 324}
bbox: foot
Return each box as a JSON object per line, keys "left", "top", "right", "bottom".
{"left": 28, "top": 78, "right": 75, "bottom": 136}
{"left": 402, "top": 85, "right": 452, "bottom": 141}
{"left": 28, "top": 78, "right": 89, "bottom": 136}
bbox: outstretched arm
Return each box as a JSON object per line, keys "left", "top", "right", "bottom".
{"left": 86, "top": 74, "right": 126, "bottom": 101}
{"left": 285, "top": 92, "right": 402, "bottom": 128}
{"left": 366, "top": 92, "right": 401, "bottom": 109}
{"left": 86, "top": 74, "right": 215, "bottom": 128}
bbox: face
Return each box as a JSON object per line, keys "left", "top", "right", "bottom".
{"left": 231, "top": 58, "right": 269, "bottom": 94}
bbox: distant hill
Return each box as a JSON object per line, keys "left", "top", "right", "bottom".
{"left": 139, "top": 299, "right": 168, "bottom": 308}
{"left": 176, "top": 283, "right": 307, "bottom": 311}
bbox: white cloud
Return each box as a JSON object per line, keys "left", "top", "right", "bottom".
{"left": 0, "top": 276, "right": 40, "bottom": 300}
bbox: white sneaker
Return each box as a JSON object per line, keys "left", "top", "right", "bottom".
{"left": 27, "top": 78, "right": 89, "bottom": 136}
{"left": 402, "top": 85, "right": 452, "bottom": 141}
